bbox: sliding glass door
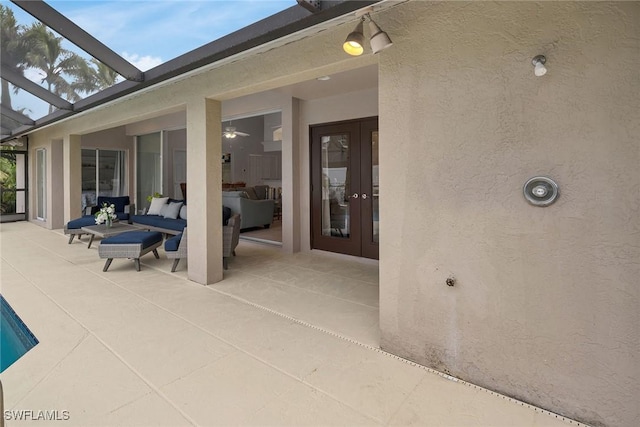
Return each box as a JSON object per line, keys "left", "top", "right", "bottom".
{"left": 81, "top": 149, "right": 126, "bottom": 211}
{"left": 136, "top": 132, "right": 162, "bottom": 211}
{"left": 36, "top": 148, "right": 46, "bottom": 220}
{"left": 0, "top": 149, "right": 28, "bottom": 222}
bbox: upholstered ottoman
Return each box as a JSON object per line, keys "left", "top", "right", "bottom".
{"left": 64, "top": 215, "right": 98, "bottom": 243}
{"left": 98, "top": 231, "right": 163, "bottom": 272}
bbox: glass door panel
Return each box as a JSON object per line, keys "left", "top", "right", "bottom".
{"left": 321, "top": 134, "right": 351, "bottom": 238}
{"left": 81, "top": 149, "right": 97, "bottom": 210}
{"left": 82, "top": 149, "right": 127, "bottom": 211}
{"left": 360, "top": 120, "right": 379, "bottom": 260}
{"left": 16, "top": 152, "right": 27, "bottom": 217}
{"left": 371, "top": 131, "right": 379, "bottom": 244}
{"left": 311, "top": 122, "right": 361, "bottom": 257}
{"left": 136, "top": 132, "right": 162, "bottom": 211}
{"left": 0, "top": 150, "right": 27, "bottom": 222}
{"left": 36, "top": 148, "right": 46, "bottom": 220}
{"left": 98, "top": 150, "right": 126, "bottom": 197}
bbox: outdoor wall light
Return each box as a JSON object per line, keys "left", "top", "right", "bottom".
{"left": 343, "top": 11, "right": 393, "bottom": 56}
{"left": 368, "top": 17, "right": 393, "bottom": 54}
{"left": 532, "top": 55, "right": 547, "bottom": 77}
{"left": 343, "top": 19, "right": 365, "bottom": 56}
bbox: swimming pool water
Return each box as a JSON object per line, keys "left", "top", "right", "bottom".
{"left": 1, "top": 295, "right": 39, "bottom": 372}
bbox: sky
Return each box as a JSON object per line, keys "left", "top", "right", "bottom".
{"left": 2, "top": 0, "right": 294, "bottom": 120}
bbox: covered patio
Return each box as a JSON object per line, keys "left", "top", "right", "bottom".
{"left": 1, "top": 1, "right": 637, "bottom": 426}
{"left": 0, "top": 221, "right": 577, "bottom": 426}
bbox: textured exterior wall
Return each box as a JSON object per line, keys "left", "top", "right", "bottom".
{"left": 22, "top": 1, "right": 639, "bottom": 424}
{"left": 378, "top": 2, "right": 639, "bottom": 427}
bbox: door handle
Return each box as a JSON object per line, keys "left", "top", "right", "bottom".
{"left": 351, "top": 193, "right": 359, "bottom": 199}
{"left": 361, "top": 193, "right": 368, "bottom": 200}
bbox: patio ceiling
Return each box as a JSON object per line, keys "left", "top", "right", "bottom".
{"left": 1, "top": 0, "right": 383, "bottom": 144}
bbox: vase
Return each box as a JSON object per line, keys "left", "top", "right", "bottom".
{"left": 106, "top": 217, "right": 112, "bottom": 228}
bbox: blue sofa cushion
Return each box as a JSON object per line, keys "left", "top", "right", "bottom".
{"left": 97, "top": 196, "right": 130, "bottom": 213}
{"left": 164, "top": 233, "right": 183, "bottom": 252}
{"left": 67, "top": 215, "right": 97, "bottom": 229}
{"left": 68, "top": 212, "right": 129, "bottom": 229}
{"left": 132, "top": 215, "right": 187, "bottom": 232}
{"left": 102, "top": 231, "right": 162, "bottom": 247}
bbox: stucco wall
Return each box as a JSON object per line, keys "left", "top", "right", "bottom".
{"left": 378, "top": 2, "right": 639, "bottom": 427}
{"left": 19, "top": 1, "right": 638, "bottom": 425}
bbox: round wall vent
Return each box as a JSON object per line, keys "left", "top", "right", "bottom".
{"left": 523, "top": 176, "right": 559, "bottom": 207}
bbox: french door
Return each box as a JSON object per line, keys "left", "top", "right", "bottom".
{"left": 311, "top": 117, "right": 379, "bottom": 259}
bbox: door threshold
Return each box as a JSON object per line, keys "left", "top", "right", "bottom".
{"left": 240, "top": 236, "right": 283, "bottom": 246}
{"left": 309, "top": 249, "right": 379, "bottom": 265}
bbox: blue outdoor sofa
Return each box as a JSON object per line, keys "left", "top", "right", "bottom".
{"left": 64, "top": 196, "right": 134, "bottom": 244}
{"left": 130, "top": 198, "right": 187, "bottom": 235}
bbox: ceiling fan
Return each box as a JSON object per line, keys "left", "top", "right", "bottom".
{"left": 223, "top": 126, "right": 250, "bottom": 139}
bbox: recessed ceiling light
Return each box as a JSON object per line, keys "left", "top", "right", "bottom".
{"left": 317, "top": 75, "right": 331, "bottom": 81}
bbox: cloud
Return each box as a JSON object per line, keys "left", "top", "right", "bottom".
{"left": 52, "top": 1, "right": 292, "bottom": 61}
{"left": 121, "top": 52, "right": 164, "bottom": 71}
{"left": 4, "top": 0, "right": 292, "bottom": 121}
{"left": 23, "top": 68, "right": 45, "bottom": 85}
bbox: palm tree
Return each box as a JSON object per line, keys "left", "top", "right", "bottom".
{"left": 0, "top": 5, "right": 30, "bottom": 110}
{"left": 91, "top": 58, "right": 119, "bottom": 90}
{"left": 23, "top": 22, "right": 95, "bottom": 113}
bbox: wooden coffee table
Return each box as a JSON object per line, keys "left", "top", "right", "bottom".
{"left": 81, "top": 223, "right": 146, "bottom": 249}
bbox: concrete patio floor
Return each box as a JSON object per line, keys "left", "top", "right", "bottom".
{"left": 0, "top": 221, "right": 584, "bottom": 426}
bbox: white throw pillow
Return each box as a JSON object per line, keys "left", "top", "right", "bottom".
{"left": 164, "top": 202, "right": 183, "bottom": 219}
{"left": 147, "top": 197, "right": 169, "bottom": 215}
{"left": 179, "top": 205, "right": 187, "bottom": 220}
{"left": 159, "top": 204, "right": 170, "bottom": 217}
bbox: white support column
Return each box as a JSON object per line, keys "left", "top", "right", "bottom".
{"left": 281, "top": 97, "right": 301, "bottom": 253}
{"left": 186, "top": 98, "right": 223, "bottom": 285}
{"left": 63, "top": 134, "right": 82, "bottom": 222}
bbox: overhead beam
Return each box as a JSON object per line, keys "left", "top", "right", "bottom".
{"left": 1, "top": 105, "right": 35, "bottom": 125}
{"left": 11, "top": 0, "right": 144, "bottom": 82}
{"left": 2, "top": 0, "right": 382, "bottom": 142}
{"left": 296, "top": 0, "right": 322, "bottom": 13}
{"left": 134, "top": 1, "right": 382, "bottom": 87}
{"left": 1, "top": 65, "right": 73, "bottom": 110}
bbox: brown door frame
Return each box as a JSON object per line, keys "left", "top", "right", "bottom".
{"left": 360, "top": 118, "right": 379, "bottom": 259}
{"left": 310, "top": 117, "right": 378, "bottom": 259}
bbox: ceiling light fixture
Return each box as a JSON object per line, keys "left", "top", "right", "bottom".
{"left": 223, "top": 125, "right": 250, "bottom": 139}
{"left": 532, "top": 55, "right": 547, "bottom": 77}
{"left": 343, "top": 8, "right": 393, "bottom": 56}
